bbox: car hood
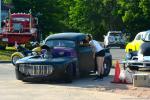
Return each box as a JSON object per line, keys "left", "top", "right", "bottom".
{"left": 16, "top": 56, "right": 75, "bottom": 65}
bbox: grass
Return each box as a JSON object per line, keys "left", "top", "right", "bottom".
{"left": 0, "top": 47, "right": 16, "bottom": 61}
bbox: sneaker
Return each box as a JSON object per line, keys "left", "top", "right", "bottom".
{"left": 99, "top": 75, "right": 104, "bottom": 80}
{"left": 93, "top": 75, "right": 100, "bottom": 80}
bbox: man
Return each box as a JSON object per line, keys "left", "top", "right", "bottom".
{"left": 88, "top": 34, "right": 105, "bottom": 80}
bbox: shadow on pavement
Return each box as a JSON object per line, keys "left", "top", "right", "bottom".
{"left": 24, "top": 75, "right": 129, "bottom": 91}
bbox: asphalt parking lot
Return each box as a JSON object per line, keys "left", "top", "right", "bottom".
{"left": 0, "top": 48, "right": 149, "bottom": 100}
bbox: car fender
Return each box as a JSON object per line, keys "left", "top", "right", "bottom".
{"left": 32, "top": 47, "right": 41, "bottom": 53}
{"left": 125, "top": 40, "right": 143, "bottom": 53}
{"left": 125, "top": 42, "right": 136, "bottom": 53}
{"left": 11, "top": 52, "right": 24, "bottom": 59}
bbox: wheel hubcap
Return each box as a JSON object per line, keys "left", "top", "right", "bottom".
{"left": 13, "top": 56, "right": 20, "bottom": 64}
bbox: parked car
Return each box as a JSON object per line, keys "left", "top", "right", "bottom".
{"left": 124, "top": 30, "right": 150, "bottom": 70}
{"left": 14, "top": 32, "right": 112, "bottom": 82}
{"left": 125, "top": 31, "right": 149, "bottom": 54}
{"left": 104, "top": 31, "right": 125, "bottom": 48}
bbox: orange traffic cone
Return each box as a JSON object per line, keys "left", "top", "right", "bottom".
{"left": 111, "top": 60, "right": 121, "bottom": 83}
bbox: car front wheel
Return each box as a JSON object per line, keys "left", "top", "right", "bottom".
{"left": 64, "top": 63, "right": 74, "bottom": 83}
{"left": 103, "top": 59, "right": 111, "bottom": 76}
{"left": 12, "top": 55, "right": 22, "bottom": 66}
{"left": 15, "top": 67, "right": 24, "bottom": 80}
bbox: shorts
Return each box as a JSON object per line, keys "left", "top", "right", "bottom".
{"left": 94, "top": 49, "right": 105, "bottom": 71}
{"left": 95, "top": 49, "right": 105, "bottom": 57}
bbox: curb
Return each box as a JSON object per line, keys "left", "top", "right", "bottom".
{"left": 0, "top": 61, "right": 11, "bottom": 63}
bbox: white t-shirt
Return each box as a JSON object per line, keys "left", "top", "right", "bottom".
{"left": 89, "top": 40, "right": 103, "bottom": 52}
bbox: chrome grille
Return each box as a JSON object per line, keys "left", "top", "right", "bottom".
{"left": 19, "top": 64, "right": 53, "bottom": 76}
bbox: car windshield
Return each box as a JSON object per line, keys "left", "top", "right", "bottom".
{"left": 12, "top": 17, "right": 30, "bottom": 22}
{"left": 110, "top": 33, "right": 121, "bottom": 36}
{"left": 45, "top": 40, "right": 75, "bottom": 48}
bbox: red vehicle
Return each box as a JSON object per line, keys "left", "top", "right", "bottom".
{"left": 0, "top": 10, "right": 38, "bottom": 49}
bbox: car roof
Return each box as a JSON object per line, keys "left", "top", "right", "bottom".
{"left": 45, "top": 32, "right": 86, "bottom": 41}
{"left": 136, "top": 30, "right": 150, "bottom": 37}
{"left": 134, "top": 30, "right": 150, "bottom": 40}
{"left": 138, "top": 30, "right": 150, "bottom": 34}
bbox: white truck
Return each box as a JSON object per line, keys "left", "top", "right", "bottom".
{"left": 104, "top": 31, "right": 125, "bottom": 48}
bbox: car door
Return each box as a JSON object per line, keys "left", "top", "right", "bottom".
{"left": 76, "top": 42, "right": 95, "bottom": 74}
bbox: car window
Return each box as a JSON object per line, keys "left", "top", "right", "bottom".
{"left": 79, "top": 37, "right": 90, "bottom": 47}
{"left": 45, "top": 40, "right": 75, "bottom": 48}
{"left": 12, "top": 17, "right": 30, "bottom": 22}
{"left": 135, "top": 34, "right": 141, "bottom": 40}
{"left": 144, "top": 32, "right": 150, "bottom": 41}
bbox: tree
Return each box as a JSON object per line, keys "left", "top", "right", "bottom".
{"left": 11, "top": 0, "right": 67, "bottom": 38}
{"left": 3, "top": 0, "right": 12, "bottom": 4}
{"left": 117, "top": 0, "right": 150, "bottom": 39}
{"left": 62, "top": 0, "right": 122, "bottom": 40}
{"left": 10, "top": 0, "right": 150, "bottom": 41}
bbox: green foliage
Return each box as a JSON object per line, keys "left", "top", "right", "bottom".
{"left": 11, "top": 0, "right": 67, "bottom": 38}
{"left": 62, "top": 0, "right": 122, "bottom": 40}
{"left": 117, "top": 0, "right": 150, "bottom": 39}
{"left": 0, "top": 50, "right": 14, "bottom": 61}
{"left": 3, "top": 0, "right": 12, "bottom": 4}
{"left": 10, "top": 0, "right": 150, "bottom": 41}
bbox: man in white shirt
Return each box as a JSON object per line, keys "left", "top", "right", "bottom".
{"left": 88, "top": 34, "right": 105, "bottom": 80}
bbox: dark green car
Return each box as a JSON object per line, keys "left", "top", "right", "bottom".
{"left": 15, "top": 32, "right": 112, "bottom": 82}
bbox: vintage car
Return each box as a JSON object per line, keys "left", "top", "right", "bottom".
{"left": 125, "top": 30, "right": 150, "bottom": 60}
{"left": 15, "top": 32, "right": 112, "bottom": 82}
{"left": 104, "top": 31, "right": 125, "bottom": 48}
{"left": 123, "top": 30, "right": 150, "bottom": 70}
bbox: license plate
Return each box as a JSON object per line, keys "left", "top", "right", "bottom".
{"left": 2, "top": 38, "right": 8, "bottom": 42}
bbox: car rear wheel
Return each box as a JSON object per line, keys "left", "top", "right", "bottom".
{"left": 103, "top": 59, "right": 111, "bottom": 76}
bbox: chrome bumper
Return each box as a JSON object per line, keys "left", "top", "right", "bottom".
{"left": 19, "top": 64, "right": 53, "bottom": 76}
{"left": 121, "top": 60, "right": 150, "bottom": 68}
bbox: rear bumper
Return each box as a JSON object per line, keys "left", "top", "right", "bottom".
{"left": 2, "top": 33, "right": 34, "bottom": 44}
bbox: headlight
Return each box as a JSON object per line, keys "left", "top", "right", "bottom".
{"left": 30, "top": 28, "right": 37, "bottom": 33}
{"left": 120, "top": 39, "right": 124, "bottom": 43}
{"left": 32, "top": 51, "right": 38, "bottom": 56}
{"left": 126, "top": 53, "right": 132, "bottom": 60}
